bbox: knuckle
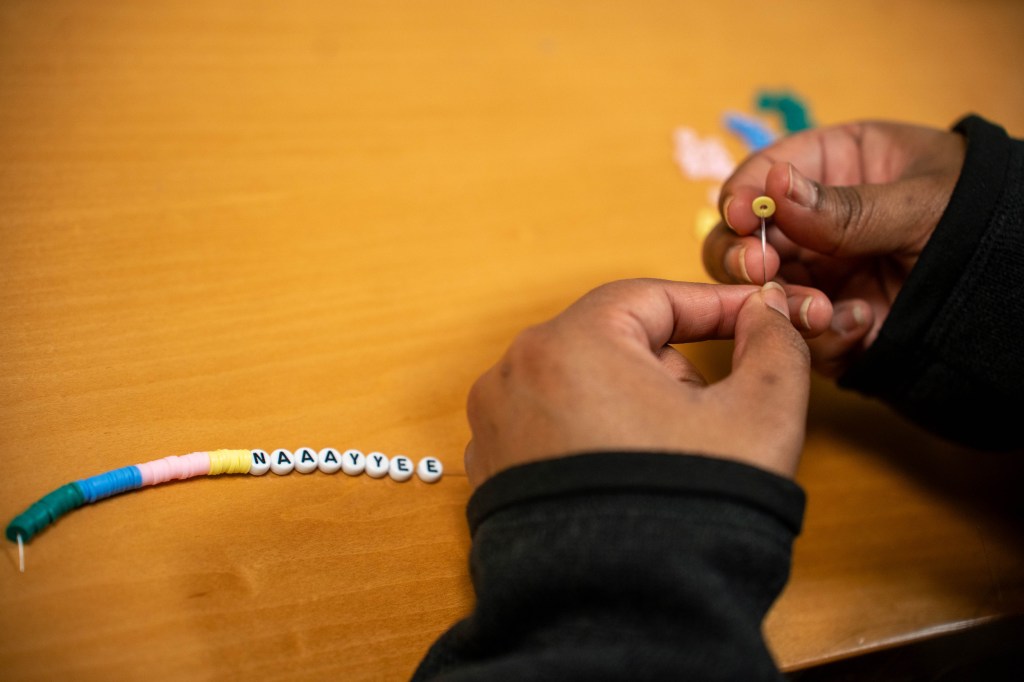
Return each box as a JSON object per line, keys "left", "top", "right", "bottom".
{"left": 505, "top": 324, "right": 563, "bottom": 380}
{"left": 509, "top": 324, "right": 553, "bottom": 359}
{"left": 588, "top": 278, "right": 648, "bottom": 302}
{"left": 829, "top": 186, "right": 866, "bottom": 253}
{"left": 466, "top": 375, "right": 487, "bottom": 413}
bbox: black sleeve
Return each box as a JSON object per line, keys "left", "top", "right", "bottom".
{"left": 839, "top": 114, "right": 1024, "bottom": 451}
{"left": 412, "top": 452, "right": 805, "bottom": 682}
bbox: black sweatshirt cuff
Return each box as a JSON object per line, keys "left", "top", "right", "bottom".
{"left": 467, "top": 452, "right": 806, "bottom": 536}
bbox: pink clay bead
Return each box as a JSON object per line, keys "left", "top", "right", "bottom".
{"left": 137, "top": 452, "right": 211, "bottom": 486}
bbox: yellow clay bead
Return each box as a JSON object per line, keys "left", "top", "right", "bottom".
{"left": 752, "top": 196, "right": 776, "bottom": 218}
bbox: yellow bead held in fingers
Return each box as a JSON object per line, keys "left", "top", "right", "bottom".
{"left": 752, "top": 196, "right": 776, "bottom": 218}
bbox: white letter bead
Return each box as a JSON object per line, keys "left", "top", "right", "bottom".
{"left": 388, "top": 455, "right": 414, "bottom": 482}
{"left": 365, "top": 452, "right": 389, "bottom": 479}
{"left": 249, "top": 449, "right": 271, "bottom": 476}
{"left": 341, "top": 449, "right": 366, "bottom": 476}
{"left": 317, "top": 447, "right": 342, "bottom": 474}
{"left": 416, "top": 457, "right": 443, "bottom": 483}
{"left": 294, "top": 447, "right": 319, "bottom": 474}
{"left": 270, "top": 449, "right": 295, "bottom": 475}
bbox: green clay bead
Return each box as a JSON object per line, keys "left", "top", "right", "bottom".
{"left": 5, "top": 483, "right": 85, "bottom": 542}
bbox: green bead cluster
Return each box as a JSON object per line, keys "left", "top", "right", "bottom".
{"left": 5, "top": 483, "right": 85, "bottom": 542}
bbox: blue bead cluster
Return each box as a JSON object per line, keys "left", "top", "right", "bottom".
{"left": 76, "top": 466, "right": 144, "bottom": 503}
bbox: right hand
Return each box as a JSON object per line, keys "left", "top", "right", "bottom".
{"left": 702, "top": 121, "right": 965, "bottom": 377}
{"left": 464, "top": 280, "right": 823, "bottom": 486}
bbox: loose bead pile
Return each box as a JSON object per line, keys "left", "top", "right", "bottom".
{"left": 5, "top": 448, "right": 443, "bottom": 549}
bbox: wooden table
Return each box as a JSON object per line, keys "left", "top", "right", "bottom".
{"left": 2, "top": 2, "right": 1023, "bottom": 679}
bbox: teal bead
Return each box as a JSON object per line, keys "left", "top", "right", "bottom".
{"left": 5, "top": 483, "right": 85, "bottom": 542}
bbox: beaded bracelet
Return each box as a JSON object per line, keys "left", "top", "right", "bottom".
{"left": 6, "top": 448, "right": 443, "bottom": 572}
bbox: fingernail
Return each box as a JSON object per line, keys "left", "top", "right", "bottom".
{"left": 831, "top": 301, "right": 867, "bottom": 334}
{"left": 722, "top": 195, "right": 736, "bottom": 231}
{"left": 787, "top": 163, "right": 818, "bottom": 208}
{"left": 799, "top": 296, "right": 814, "bottom": 330}
{"left": 761, "top": 282, "right": 788, "bottom": 316}
{"left": 731, "top": 245, "right": 751, "bottom": 283}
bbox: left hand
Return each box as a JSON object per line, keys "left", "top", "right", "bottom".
{"left": 464, "top": 279, "right": 831, "bottom": 486}
{"left": 702, "top": 120, "right": 965, "bottom": 377}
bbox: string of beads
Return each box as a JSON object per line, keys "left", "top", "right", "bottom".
{"left": 6, "top": 448, "right": 443, "bottom": 545}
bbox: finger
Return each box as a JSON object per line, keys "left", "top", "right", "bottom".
{"left": 783, "top": 284, "right": 833, "bottom": 336}
{"left": 702, "top": 223, "right": 781, "bottom": 284}
{"left": 703, "top": 225, "right": 831, "bottom": 310}
{"left": 730, "top": 282, "right": 811, "bottom": 407}
{"left": 763, "top": 161, "right": 944, "bottom": 256}
{"left": 560, "top": 280, "right": 757, "bottom": 352}
{"left": 656, "top": 345, "right": 708, "bottom": 386}
{"left": 561, "top": 279, "right": 802, "bottom": 354}
{"left": 719, "top": 126, "right": 845, "bottom": 235}
{"left": 726, "top": 283, "right": 812, "bottom": 476}
{"left": 721, "top": 181, "right": 775, "bottom": 236}
{"left": 564, "top": 279, "right": 829, "bottom": 353}
{"left": 805, "top": 299, "right": 875, "bottom": 378}
{"left": 702, "top": 222, "right": 744, "bottom": 283}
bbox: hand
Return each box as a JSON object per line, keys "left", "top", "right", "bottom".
{"left": 703, "top": 121, "right": 965, "bottom": 377}
{"left": 464, "top": 279, "right": 829, "bottom": 487}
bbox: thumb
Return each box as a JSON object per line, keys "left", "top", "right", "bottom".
{"left": 727, "top": 283, "right": 811, "bottom": 476}
{"left": 765, "top": 161, "right": 943, "bottom": 256}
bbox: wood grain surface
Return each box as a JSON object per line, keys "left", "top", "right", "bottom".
{"left": 2, "top": 2, "right": 1023, "bottom": 679}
